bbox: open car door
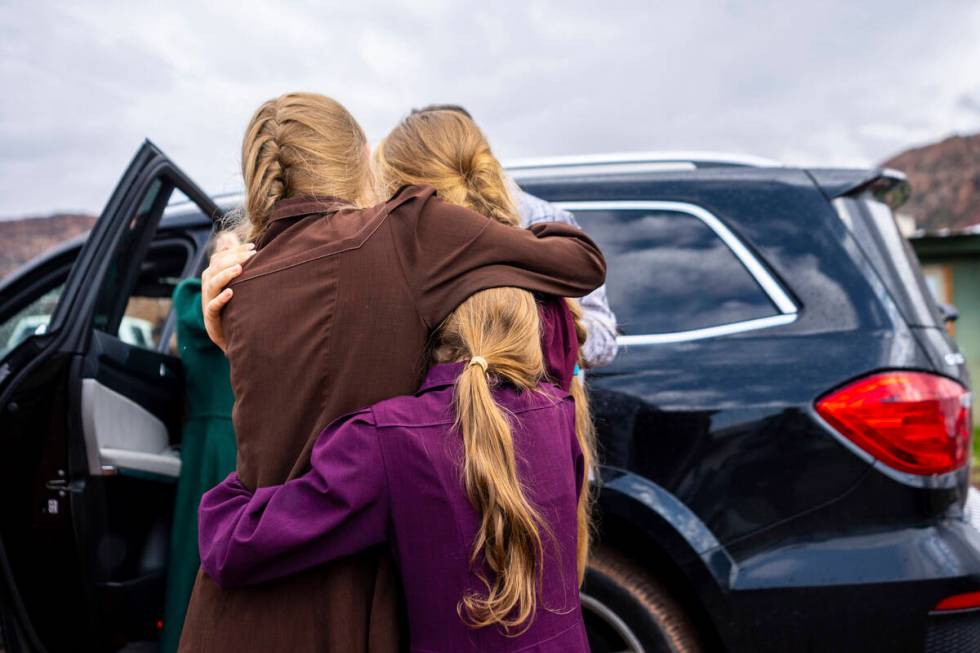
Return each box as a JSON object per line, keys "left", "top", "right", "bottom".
{"left": 0, "top": 141, "right": 220, "bottom": 652}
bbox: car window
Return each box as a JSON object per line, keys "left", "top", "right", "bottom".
{"left": 833, "top": 194, "right": 943, "bottom": 328}
{"left": 91, "top": 178, "right": 167, "bottom": 339}
{"left": 572, "top": 209, "right": 778, "bottom": 334}
{"left": 113, "top": 241, "right": 192, "bottom": 351}
{"left": 118, "top": 298, "right": 170, "bottom": 350}
{"left": 88, "top": 178, "right": 195, "bottom": 351}
{"left": 0, "top": 284, "right": 66, "bottom": 359}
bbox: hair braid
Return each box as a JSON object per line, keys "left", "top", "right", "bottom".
{"left": 242, "top": 109, "right": 287, "bottom": 241}
{"left": 564, "top": 298, "right": 597, "bottom": 584}
{"left": 372, "top": 110, "right": 519, "bottom": 226}
{"left": 462, "top": 146, "right": 519, "bottom": 227}
{"left": 239, "top": 93, "right": 369, "bottom": 243}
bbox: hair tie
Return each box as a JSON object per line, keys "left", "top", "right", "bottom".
{"left": 468, "top": 356, "right": 488, "bottom": 373}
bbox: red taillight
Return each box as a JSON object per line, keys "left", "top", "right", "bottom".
{"left": 935, "top": 590, "right": 980, "bottom": 611}
{"left": 816, "top": 371, "right": 972, "bottom": 475}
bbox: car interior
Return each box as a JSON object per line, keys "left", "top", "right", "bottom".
{"left": 82, "top": 239, "right": 193, "bottom": 481}
{"left": 80, "top": 232, "right": 202, "bottom": 641}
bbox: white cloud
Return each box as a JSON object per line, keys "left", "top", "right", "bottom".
{"left": 0, "top": 0, "right": 978, "bottom": 216}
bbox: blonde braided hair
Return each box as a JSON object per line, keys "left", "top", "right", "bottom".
{"left": 240, "top": 93, "right": 370, "bottom": 243}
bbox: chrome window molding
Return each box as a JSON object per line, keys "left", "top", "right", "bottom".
{"left": 559, "top": 200, "right": 799, "bottom": 346}
{"left": 617, "top": 314, "right": 797, "bottom": 345}
{"left": 511, "top": 161, "right": 696, "bottom": 180}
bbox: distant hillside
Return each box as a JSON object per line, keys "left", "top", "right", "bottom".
{"left": 882, "top": 133, "right": 980, "bottom": 232}
{"left": 0, "top": 214, "right": 96, "bottom": 281}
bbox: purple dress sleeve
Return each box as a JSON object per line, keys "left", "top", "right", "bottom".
{"left": 538, "top": 297, "right": 580, "bottom": 392}
{"left": 198, "top": 409, "right": 388, "bottom": 589}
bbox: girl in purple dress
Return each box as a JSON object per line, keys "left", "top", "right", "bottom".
{"left": 199, "top": 287, "right": 591, "bottom": 652}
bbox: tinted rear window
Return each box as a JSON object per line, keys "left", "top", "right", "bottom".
{"left": 573, "top": 209, "right": 778, "bottom": 334}
{"left": 833, "top": 195, "right": 942, "bottom": 327}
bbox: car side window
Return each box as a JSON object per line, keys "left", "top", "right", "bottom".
{"left": 0, "top": 283, "right": 67, "bottom": 359}
{"left": 115, "top": 240, "right": 192, "bottom": 350}
{"left": 90, "top": 180, "right": 194, "bottom": 351}
{"left": 572, "top": 208, "right": 778, "bottom": 334}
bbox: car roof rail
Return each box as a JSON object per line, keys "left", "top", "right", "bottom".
{"left": 164, "top": 151, "right": 783, "bottom": 211}
{"left": 505, "top": 151, "right": 782, "bottom": 179}
{"left": 166, "top": 190, "right": 243, "bottom": 211}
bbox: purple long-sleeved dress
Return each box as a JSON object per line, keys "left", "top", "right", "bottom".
{"left": 198, "top": 302, "right": 589, "bottom": 652}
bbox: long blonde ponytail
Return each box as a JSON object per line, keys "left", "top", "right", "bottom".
{"left": 438, "top": 288, "right": 547, "bottom": 634}
{"left": 565, "top": 299, "right": 597, "bottom": 584}
{"left": 377, "top": 108, "right": 598, "bottom": 585}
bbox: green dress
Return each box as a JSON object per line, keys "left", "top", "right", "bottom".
{"left": 161, "top": 278, "right": 237, "bottom": 653}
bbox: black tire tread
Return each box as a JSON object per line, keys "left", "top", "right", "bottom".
{"left": 587, "top": 545, "right": 704, "bottom": 653}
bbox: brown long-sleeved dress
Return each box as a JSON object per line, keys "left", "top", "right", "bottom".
{"left": 178, "top": 185, "right": 606, "bottom": 652}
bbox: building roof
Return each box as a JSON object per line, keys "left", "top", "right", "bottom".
{"left": 910, "top": 223, "right": 980, "bottom": 240}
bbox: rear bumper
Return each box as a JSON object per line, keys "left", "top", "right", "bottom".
{"left": 925, "top": 609, "right": 980, "bottom": 653}
{"left": 715, "top": 519, "right": 980, "bottom": 652}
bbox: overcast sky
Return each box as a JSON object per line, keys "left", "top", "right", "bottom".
{"left": 1, "top": 0, "right": 979, "bottom": 218}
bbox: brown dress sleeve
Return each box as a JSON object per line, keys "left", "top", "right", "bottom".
{"left": 388, "top": 186, "right": 607, "bottom": 328}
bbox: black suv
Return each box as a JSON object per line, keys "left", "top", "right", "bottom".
{"left": 0, "top": 143, "right": 975, "bottom": 653}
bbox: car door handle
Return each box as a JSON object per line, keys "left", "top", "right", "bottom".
{"left": 45, "top": 478, "right": 84, "bottom": 495}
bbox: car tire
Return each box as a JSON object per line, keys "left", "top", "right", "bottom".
{"left": 582, "top": 545, "right": 703, "bottom": 653}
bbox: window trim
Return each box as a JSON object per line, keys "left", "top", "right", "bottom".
{"left": 556, "top": 200, "right": 799, "bottom": 345}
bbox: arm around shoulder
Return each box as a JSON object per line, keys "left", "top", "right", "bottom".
{"left": 198, "top": 410, "right": 389, "bottom": 588}
{"left": 400, "top": 194, "right": 607, "bottom": 327}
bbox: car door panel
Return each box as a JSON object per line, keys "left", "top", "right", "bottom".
{"left": 0, "top": 141, "right": 218, "bottom": 652}
{"left": 81, "top": 319, "right": 186, "bottom": 479}
{"left": 80, "top": 378, "right": 179, "bottom": 478}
